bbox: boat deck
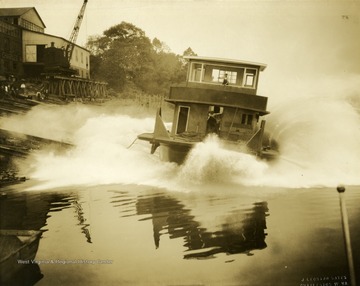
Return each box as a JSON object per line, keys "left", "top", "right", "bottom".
{"left": 138, "top": 132, "right": 203, "bottom": 147}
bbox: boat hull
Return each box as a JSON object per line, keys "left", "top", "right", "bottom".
{"left": 157, "top": 140, "right": 277, "bottom": 164}
{"left": 0, "top": 230, "right": 42, "bottom": 283}
{"left": 159, "top": 144, "right": 192, "bottom": 164}
{"left": 138, "top": 117, "right": 277, "bottom": 165}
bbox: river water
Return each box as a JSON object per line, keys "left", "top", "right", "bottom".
{"left": 1, "top": 91, "right": 360, "bottom": 285}
{"left": 1, "top": 179, "right": 360, "bottom": 285}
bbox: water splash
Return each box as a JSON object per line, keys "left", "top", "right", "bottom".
{"left": 260, "top": 75, "right": 360, "bottom": 187}
{"left": 179, "top": 135, "right": 268, "bottom": 185}
{"left": 26, "top": 113, "right": 178, "bottom": 190}
{"left": 176, "top": 74, "right": 360, "bottom": 188}
{"left": 3, "top": 75, "right": 359, "bottom": 191}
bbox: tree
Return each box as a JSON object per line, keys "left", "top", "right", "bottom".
{"left": 86, "top": 35, "right": 104, "bottom": 56}
{"left": 152, "top": 38, "right": 171, "bottom": 54}
{"left": 183, "top": 47, "right": 197, "bottom": 57}
{"left": 86, "top": 22, "right": 153, "bottom": 91}
{"left": 138, "top": 52, "right": 186, "bottom": 95}
{"left": 86, "top": 22, "right": 196, "bottom": 95}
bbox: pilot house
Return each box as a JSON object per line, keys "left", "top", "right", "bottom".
{"left": 138, "top": 55, "right": 270, "bottom": 164}
{"left": 167, "top": 56, "right": 268, "bottom": 147}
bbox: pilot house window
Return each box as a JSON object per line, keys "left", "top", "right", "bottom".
{"left": 244, "top": 69, "right": 256, "bottom": 87}
{"left": 212, "top": 69, "right": 237, "bottom": 84}
{"left": 189, "top": 62, "right": 258, "bottom": 88}
{"left": 192, "top": 64, "right": 202, "bottom": 81}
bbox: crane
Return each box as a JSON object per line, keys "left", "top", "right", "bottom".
{"left": 66, "top": 0, "right": 88, "bottom": 63}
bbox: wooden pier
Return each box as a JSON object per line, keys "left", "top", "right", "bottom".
{"left": 44, "top": 76, "right": 107, "bottom": 101}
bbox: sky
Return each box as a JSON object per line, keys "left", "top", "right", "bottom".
{"left": 1, "top": 0, "right": 359, "bottom": 91}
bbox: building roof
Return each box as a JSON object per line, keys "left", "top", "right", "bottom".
{"left": 22, "top": 29, "right": 90, "bottom": 53}
{"left": 183, "top": 56, "right": 267, "bottom": 71}
{"left": 0, "top": 7, "right": 46, "bottom": 28}
{"left": 0, "top": 7, "right": 32, "bottom": 17}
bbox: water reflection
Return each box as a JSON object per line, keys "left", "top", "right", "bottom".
{"left": 0, "top": 230, "right": 43, "bottom": 285}
{"left": 136, "top": 194, "right": 195, "bottom": 249}
{"left": 2, "top": 263, "right": 43, "bottom": 286}
{"left": 73, "top": 199, "right": 92, "bottom": 243}
{"left": 0, "top": 154, "right": 26, "bottom": 187}
{"left": 0, "top": 191, "right": 72, "bottom": 231}
{"left": 182, "top": 202, "right": 268, "bottom": 259}
{"left": 0, "top": 187, "right": 87, "bottom": 284}
{"left": 133, "top": 192, "right": 269, "bottom": 259}
{"left": 2, "top": 184, "right": 358, "bottom": 285}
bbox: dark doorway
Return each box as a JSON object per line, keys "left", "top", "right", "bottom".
{"left": 176, "top": 106, "right": 189, "bottom": 134}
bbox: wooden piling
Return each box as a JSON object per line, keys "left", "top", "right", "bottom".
{"left": 337, "top": 185, "right": 356, "bottom": 286}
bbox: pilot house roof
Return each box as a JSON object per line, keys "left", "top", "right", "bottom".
{"left": 183, "top": 56, "right": 267, "bottom": 71}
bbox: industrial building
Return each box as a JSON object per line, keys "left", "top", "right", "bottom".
{"left": 0, "top": 7, "right": 90, "bottom": 80}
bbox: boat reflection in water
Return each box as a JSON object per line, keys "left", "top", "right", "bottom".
{"left": 2, "top": 184, "right": 359, "bottom": 285}
{"left": 0, "top": 186, "right": 91, "bottom": 284}
{"left": 0, "top": 230, "right": 43, "bottom": 284}
{"left": 135, "top": 194, "right": 268, "bottom": 259}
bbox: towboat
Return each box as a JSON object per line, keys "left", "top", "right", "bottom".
{"left": 138, "top": 56, "right": 275, "bottom": 164}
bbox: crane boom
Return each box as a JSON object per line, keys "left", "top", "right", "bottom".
{"left": 66, "top": 0, "right": 88, "bottom": 62}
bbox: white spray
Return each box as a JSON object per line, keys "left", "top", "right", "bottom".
{"left": 1, "top": 74, "right": 359, "bottom": 190}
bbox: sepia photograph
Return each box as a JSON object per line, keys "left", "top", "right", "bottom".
{"left": 0, "top": 0, "right": 359, "bottom": 285}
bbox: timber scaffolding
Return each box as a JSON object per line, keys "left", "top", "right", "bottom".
{"left": 45, "top": 76, "right": 107, "bottom": 101}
